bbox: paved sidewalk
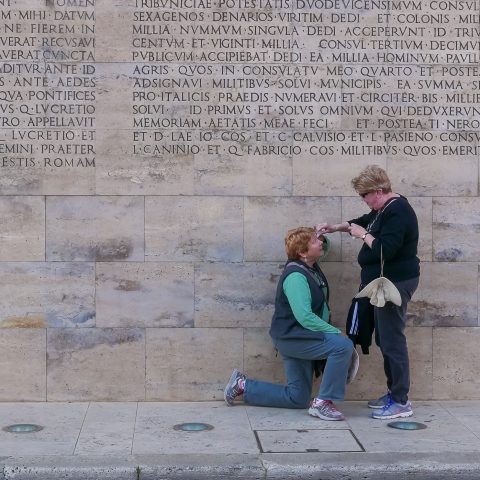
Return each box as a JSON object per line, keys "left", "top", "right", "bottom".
{"left": 0, "top": 400, "right": 480, "bottom": 479}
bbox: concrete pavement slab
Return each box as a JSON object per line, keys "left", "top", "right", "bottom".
{"left": 74, "top": 402, "right": 137, "bottom": 455}
{"left": 0, "top": 403, "right": 88, "bottom": 456}
{"left": 133, "top": 401, "right": 258, "bottom": 454}
{"left": 0, "top": 401, "right": 480, "bottom": 479}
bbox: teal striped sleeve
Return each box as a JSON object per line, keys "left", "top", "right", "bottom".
{"left": 283, "top": 272, "right": 341, "bottom": 334}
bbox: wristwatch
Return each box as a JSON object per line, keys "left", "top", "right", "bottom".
{"left": 361, "top": 232, "right": 368, "bottom": 240}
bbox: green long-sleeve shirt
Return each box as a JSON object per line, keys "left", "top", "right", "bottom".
{"left": 283, "top": 272, "right": 341, "bottom": 334}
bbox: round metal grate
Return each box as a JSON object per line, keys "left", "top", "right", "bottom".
{"left": 3, "top": 424, "right": 44, "bottom": 433}
{"left": 388, "top": 421, "right": 427, "bottom": 430}
{"left": 173, "top": 422, "right": 214, "bottom": 432}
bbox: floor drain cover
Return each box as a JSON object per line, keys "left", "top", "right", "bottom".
{"left": 388, "top": 421, "right": 427, "bottom": 430}
{"left": 3, "top": 424, "right": 44, "bottom": 433}
{"left": 173, "top": 422, "right": 214, "bottom": 432}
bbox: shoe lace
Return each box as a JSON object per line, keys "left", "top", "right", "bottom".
{"left": 380, "top": 395, "right": 394, "bottom": 412}
{"left": 323, "top": 400, "right": 338, "bottom": 412}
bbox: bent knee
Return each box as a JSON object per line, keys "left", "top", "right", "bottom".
{"left": 288, "top": 390, "right": 311, "bottom": 409}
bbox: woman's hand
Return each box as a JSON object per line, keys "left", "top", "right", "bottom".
{"left": 315, "top": 223, "right": 335, "bottom": 234}
{"left": 316, "top": 222, "right": 351, "bottom": 235}
{"left": 348, "top": 223, "right": 367, "bottom": 239}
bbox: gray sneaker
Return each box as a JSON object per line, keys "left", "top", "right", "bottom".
{"left": 308, "top": 400, "right": 345, "bottom": 421}
{"left": 367, "top": 392, "right": 391, "bottom": 409}
{"left": 372, "top": 400, "right": 413, "bottom": 420}
{"left": 224, "top": 369, "right": 246, "bottom": 406}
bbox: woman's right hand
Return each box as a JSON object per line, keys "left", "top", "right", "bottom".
{"left": 316, "top": 223, "right": 335, "bottom": 234}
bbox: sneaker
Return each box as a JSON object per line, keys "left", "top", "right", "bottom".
{"left": 308, "top": 400, "right": 345, "bottom": 421}
{"left": 371, "top": 399, "right": 413, "bottom": 420}
{"left": 224, "top": 369, "right": 246, "bottom": 406}
{"left": 367, "top": 392, "right": 391, "bottom": 409}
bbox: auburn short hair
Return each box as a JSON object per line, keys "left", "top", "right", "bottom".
{"left": 285, "top": 227, "right": 315, "bottom": 261}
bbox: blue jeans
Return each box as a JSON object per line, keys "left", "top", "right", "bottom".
{"left": 243, "top": 334, "right": 354, "bottom": 409}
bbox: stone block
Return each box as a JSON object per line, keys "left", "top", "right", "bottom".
{"left": 0, "top": 262, "right": 95, "bottom": 328}
{"left": 146, "top": 328, "right": 243, "bottom": 400}
{"left": 95, "top": 128, "right": 195, "bottom": 195}
{"left": 0, "top": 329, "right": 46, "bottom": 401}
{"left": 0, "top": 196, "right": 45, "bottom": 261}
{"left": 294, "top": 150, "right": 384, "bottom": 197}
{"left": 145, "top": 196, "right": 243, "bottom": 261}
{"left": 244, "top": 197, "right": 342, "bottom": 261}
{"left": 433, "top": 328, "right": 480, "bottom": 399}
{"left": 346, "top": 327, "right": 433, "bottom": 401}
{"left": 47, "top": 328, "right": 146, "bottom": 401}
{"left": 194, "top": 140, "right": 292, "bottom": 196}
{"left": 96, "top": 262, "right": 194, "bottom": 328}
{"left": 409, "top": 262, "right": 477, "bottom": 327}
{"left": 195, "top": 262, "right": 280, "bottom": 328}
{"left": 243, "top": 328, "right": 284, "bottom": 385}
{"left": 433, "top": 198, "right": 480, "bottom": 262}
{"left": 388, "top": 155, "right": 478, "bottom": 197}
{"left": 46, "top": 196, "right": 144, "bottom": 261}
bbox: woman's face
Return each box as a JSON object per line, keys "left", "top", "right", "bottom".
{"left": 301, "top": 234, "right": 325, "bottom": 262}
{"left": 361, "top": 189, "right": 383, "bottom": 210}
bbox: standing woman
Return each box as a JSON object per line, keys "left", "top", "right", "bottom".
{"left": 317, "top": 165, "right": 420, "bottom": 419}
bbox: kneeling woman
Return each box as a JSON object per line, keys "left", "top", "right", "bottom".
{"left": 224, "top": 227, "right": 354, "bottom": 421}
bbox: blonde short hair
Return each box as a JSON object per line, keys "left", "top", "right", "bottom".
{"left": 351, "top": 165, "right": 392, "bottom": 195}
{"left": 285, "top": 227, "right": 315, "bottom": 261}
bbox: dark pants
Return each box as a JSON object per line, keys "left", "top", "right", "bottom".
{"left": 374, "top": 276, "right": 419, "bottom": 405}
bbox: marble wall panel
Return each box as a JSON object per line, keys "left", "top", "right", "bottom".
{"left": 293, "top": 155, "right": 380, "bottom": 197}
{"left": 388, "top": 156, "right": 478, "bottom": 197}
{"left": 409, "top": 263, "right": 478, "bottom": 327}
{"left": 145, "top": 196, "right": 243, "bottom": 261}
{"left": 0, "top": 196, "right": 45, "bottom": 261}
{"left": 47, "top": 328, "right": 146, "bottom": 401}
{"left": 433, "top": 198, "right": 480, "bottom": 262}
{"left": 243, "top": 328, "right": 285, "bottom": 385}
{"left": 0, "top": 329, "right": 46, "bottom": 401}
{"left": 345, "top": 327, "right": 433, "bottom": 401}
{"left": 146, "top": 328, "right": 243, "bottom": 401}
{"left": 244, "top": 196, "right": 342, "bottom": 262}
{"left": 433, "top": 328, "right": 480, "bottom": 399}
{"left": 194, "top": 138, "right": 292, "bottom": 196}
{"left": 195, "top": 262, "right": 280, "bottom": 328}
{"left": 341, "top": 196, "right": 433, "bottom": 263}
{"left": 96, "top": 262, "right": 194, "bottom": 328}
{"left": 95, "top": 128, "right": 195, "bottom": 196}
{"left": 0, "top": 263, "right": 95, "bottom": 328}
{"left": 46, "top": 196, "right": 144, "bottom": 261}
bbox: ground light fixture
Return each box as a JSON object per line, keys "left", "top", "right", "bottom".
{"left": 3, "top": 424, "right": 44, "bottom": 433}
{"left": 388, "top": 421, "right": 427, "bottom": 430}
{"left": 173, "top": 422, "right": 214, "bottom": 432}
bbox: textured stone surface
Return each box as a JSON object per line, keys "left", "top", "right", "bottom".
{"left": 0, "top": 197, "right": 45, "bottom": 261}
{"left": 0, "top": 329, "right": 46, "bottom": 401}
{"left": 1, "top": 0, "right": 480, "bottom": 402}
{"left": 47, "top": 328, "right": 146, "bottom": 401}
{"left": 433, "top": 198, "right": 480, "bottom": 262}
{"left": 409, "top": 263, "right": 478, "bottom": 327}
{"left": 96, "top": 262, "right": 194, "bottom": 328}
{"left": 146, "top": 328, "right": 243, "bottom": 401}
{"left": 145, "top": 196, "right": 243, "bottom": 262}
{"left": 0, "top": 263, "right": 95, "bottom": 328}
{"left": 195, "top": 262, "right": 280, "bottom": 328}
{"left": 433, "top": 328, "right": 480, "bottom": 400}
{"left": 46, "top": 197, "right": 144, "bottom": 262}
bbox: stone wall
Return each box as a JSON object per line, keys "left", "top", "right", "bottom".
{"left": 0, "top": 0, "right": 479, "bottom": 401}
